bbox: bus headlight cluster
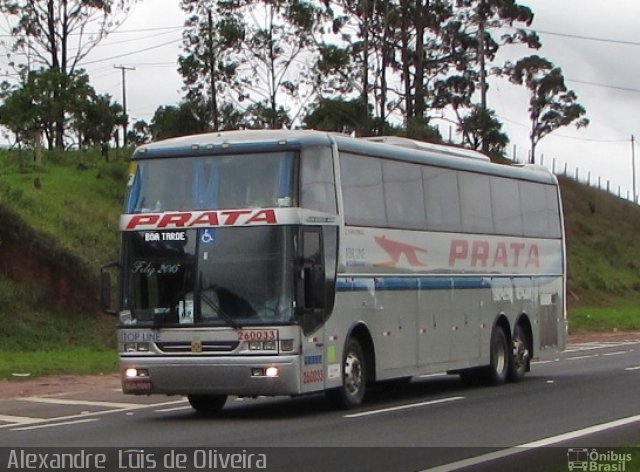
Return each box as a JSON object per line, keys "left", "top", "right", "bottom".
{"left": 123, "top": 342, "right": 150, "bottom": 352}
{"left": 248, "top": 341, "right": 277, "bottom": 351}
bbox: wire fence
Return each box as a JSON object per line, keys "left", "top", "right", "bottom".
{"left": 541, "top": 155, "right": 639, "bottom": 205}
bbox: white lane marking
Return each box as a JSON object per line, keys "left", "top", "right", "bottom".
{"left": 532, "top": 360, "right": 555, "bottom": 365}
{"left": 19, "top": 397, "right": 143, "bottom": 408}
{"left": 156, "top": 406, "right": 193, "bottom": 413}
{"left": 603, "top": 351, "right": 627, "bottom": 356}
{"left": 0, "top": 414, "right": 43, "bottom": 424}
{"left": 565, "top": 341, "right": 640, "bottom": 353}
{"left": 566, "top": 355, "right": 596, "bottom": 361}
{"left": 11, "top": 418, "right": 99, "bottom": 432}
{"left": 625, "top": 366, "right": 640, "bottom": 371}
{"left": 0, "top": 399, "right": 187, "bottom": 430}
{"left": 424, "top": 413, "right": 640, "bottom": 472}
{"left": 344, "top": 396, "right": 464, "bottom": 419}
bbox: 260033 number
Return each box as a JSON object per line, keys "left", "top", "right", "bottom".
{"left": 237, "top": 330, "right": 277, "bottom": 342}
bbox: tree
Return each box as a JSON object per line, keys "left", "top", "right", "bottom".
{"left": 0, "top": 67, "right": 111, "bottom": 149}
{"left": 454, "top": 0, "right": 540, "bottom": 112}
{"left": 127, "top": 120, "right": 151, "bottom": 146}
{"left": 73, "top": 93, "right": 123, "bottom": 148}
{"left": 303, "top": 97, "right": 372, "bottom": 134}
{"left": 458, "top": 106, "right": 508, "bottom": 158}
{"left": 0, "top": 0, "right": 137, "bottom": 148}
{"left": 504, "top": 55, "right": 588, "bottom": 163}
{"left": 179, "top": 0, "right": 244, "bottom": 131}
{"left": 150, "top": 103, "right": 208, "bottom": 141}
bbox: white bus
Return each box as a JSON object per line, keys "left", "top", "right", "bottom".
{"left": 103, "top": 129, "right": 566, "bottom": 412}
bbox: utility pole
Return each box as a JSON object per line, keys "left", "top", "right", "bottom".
{"left": 632, "top": 134, "right": 637, "bottom": 203}
{"left": 477, "top": 0, "right": 488, "bottom": 153}
{"left": 207, "top": 9, "right": 219, "bottom": 131}
{"left": 114, "top": 65, "right": 136, "bottom": 147}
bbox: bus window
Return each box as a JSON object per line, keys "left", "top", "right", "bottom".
{"left": 459, "top": 171, "right": 493, "bottom": 234}
{"left": 383, "top": 160, "right": 426, "bottom": 230}
{"left": 491, "top": 176, "right": 523, "bottom": 236}
{"left": 340, "top": 153, "right": 386, "bottom": 227}
{"left": 300, "top": 146, "right": 337, "bottom": 213}
{"left": 423, "top": 166, "right": 461, "bottom": 232}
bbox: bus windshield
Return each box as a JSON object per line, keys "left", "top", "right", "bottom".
{"left": 126, "top": 151, "right": 297, "bottom": 213}
{"left": 123, "top": 226, "right": 296, "bottom": 327}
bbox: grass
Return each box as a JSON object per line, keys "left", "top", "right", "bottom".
{"left": 0, "top": 148, "right": 127, "bottom": 269}
{"left": 569, "top": 300, "right": 640, "bottom": 333}
{"left": 0, "top": 348, "right": 118, "bottom": 380}
{"left": 0, "top": 273, "right": 118, "bottom": 379}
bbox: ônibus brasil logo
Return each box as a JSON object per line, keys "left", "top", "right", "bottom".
{"left": 567, "top": 448, "right": 633, "bottom": 471}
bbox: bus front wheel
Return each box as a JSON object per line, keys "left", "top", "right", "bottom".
{"left": 326, "top": 338, "right": 367, "bottom": 409}
{"left": 187, "top": 394, "right": 228, "bottom": 414}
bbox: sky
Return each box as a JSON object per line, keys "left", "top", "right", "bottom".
{"left": 8, "top": 0, "right": 640, "bottom": 201}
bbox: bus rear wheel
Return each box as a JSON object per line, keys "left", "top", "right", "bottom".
{"left": 187, "top": 394, "right": 228, "bottom": 413}
{"left": 326, "top": 338, "right": 367, "bottom": 409}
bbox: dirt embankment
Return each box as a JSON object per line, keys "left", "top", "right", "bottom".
{"left": 0, "top": 204, "right": 99, "bottom": 313}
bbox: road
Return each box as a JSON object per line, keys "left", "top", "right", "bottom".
{"left": 0, "top": 340, "right": 639, "bottom": 471}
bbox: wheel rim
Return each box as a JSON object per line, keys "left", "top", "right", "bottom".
{"left": 344, "top": 352, "right": 363, "bottom": 397}
{"left": 494, "top": 336, "right": 506, "bottom": 374}
{"left": 512, "top": 333, "right": 529, "bottom": 371}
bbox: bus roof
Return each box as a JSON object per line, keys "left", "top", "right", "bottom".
{"left": 133, "top": 129, "right": 557, "bottom": 186}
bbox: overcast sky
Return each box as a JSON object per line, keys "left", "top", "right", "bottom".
{"left": 65, "top": 1, "right": 640, "bottom": 201}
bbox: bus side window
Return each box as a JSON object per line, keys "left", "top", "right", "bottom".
{"left": 300, "top": 146, "right": 337, "bottom": 214}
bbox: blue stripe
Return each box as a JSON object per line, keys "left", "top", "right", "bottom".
{"left": 336, "top": 277, "right": 491, "bottom": 292}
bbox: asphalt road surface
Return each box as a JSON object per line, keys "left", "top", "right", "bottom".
{"left": 0, "top": 340, "right": 639, "bottom": 471}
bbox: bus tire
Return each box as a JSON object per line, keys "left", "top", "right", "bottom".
{"left": 485, "top": 325, "right": 509, "bottom": 386}
{"left": 508, "top": 323, "right": 530, "bottom": 382}
{"left": 187, "top": 394, "right": 227, "bottom": 413}
{"left": 326, "top": 338, "right": 367, "bottom": 409}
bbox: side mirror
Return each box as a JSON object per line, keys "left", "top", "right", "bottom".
{"left": 100, "top": 262, "right": 120, "bottom": 315}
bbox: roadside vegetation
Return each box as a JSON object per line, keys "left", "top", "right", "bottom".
{"left": 0, "top": 150, "right": 639, "bottom": 379}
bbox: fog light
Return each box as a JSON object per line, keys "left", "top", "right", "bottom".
{"left": 125, "top": 368, "right": 138, "bottom": 378}
{"left": 280, "top": 339, "right": 294, "bottom": 352}
{"left": 124, "top": 343, "right": 136, "bottom": 352}
{"left": 263, "top": 340, "right": 276, "bottom": 350}
{"left": 136, "top": 343, "right": 149, "bottom": 352}
{"left": 265, "top": 367, "right": 279, "bottom": 378}
{"left": 251, "top": 368, "right": 264, "bottom": 377}
{"left": 249, "top": 341, "right": 262, "bottom": 350}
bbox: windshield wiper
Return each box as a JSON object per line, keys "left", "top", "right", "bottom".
{"left": 201, "top": 286, "right": 241, "bottom": 330}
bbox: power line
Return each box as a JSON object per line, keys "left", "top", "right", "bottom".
{"left": 528, "top": 28, "right": 640, "bottom": 47}
{"left": 496, "top": 114, "right": 628, "bottom": 143}
{"left": 566, "top": 78, "right": 640, "bottom": 94}
{"left": 78, "top": 38, "right": 181, "bottom": 66}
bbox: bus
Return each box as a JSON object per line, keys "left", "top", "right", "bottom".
{"left": 102, "top": 129, "right": 566, "bottom": 412}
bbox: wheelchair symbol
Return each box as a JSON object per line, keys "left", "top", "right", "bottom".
{"left": 201, "top": 229, "right": 216, "bottom": 244}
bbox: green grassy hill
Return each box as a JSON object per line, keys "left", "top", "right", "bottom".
{"left": 0, "top": 150, "right": 638, "bottom": 379}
